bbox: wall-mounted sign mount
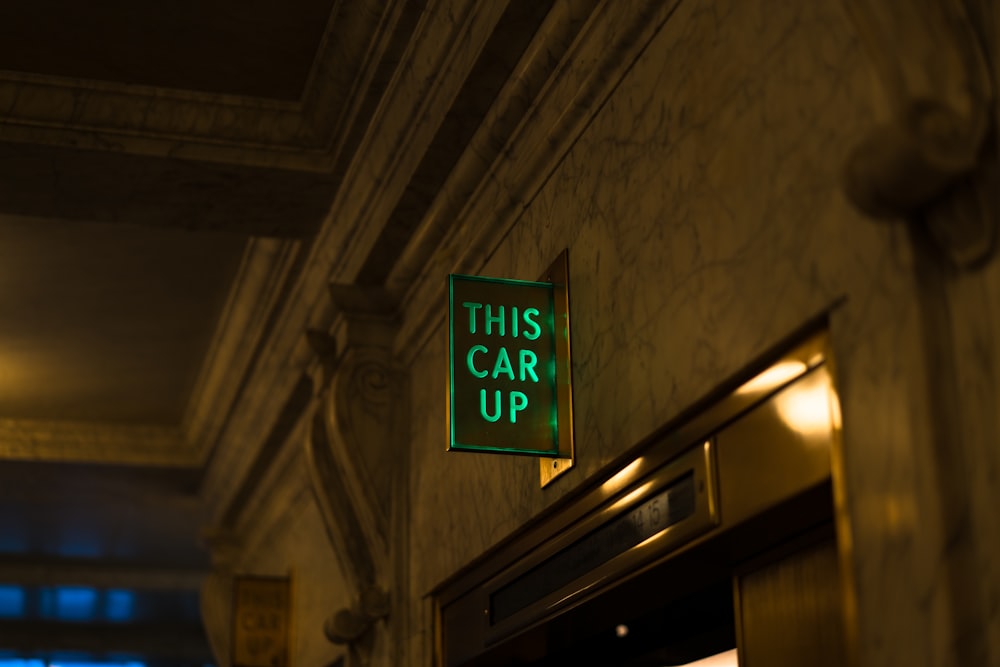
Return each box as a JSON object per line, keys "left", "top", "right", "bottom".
{"left": 448, "top": 250, "right": 574, "bottom": 485}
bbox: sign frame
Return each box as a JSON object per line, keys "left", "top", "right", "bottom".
{"left": 231, "top": 574, "right": 292, "bottom": 667}
{"left": 446, "top": 250, "right": 574, "bottom": 482}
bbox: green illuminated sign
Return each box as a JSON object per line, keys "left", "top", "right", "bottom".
{"left": 448, "top": 272, "right": 571, "bottom": 457}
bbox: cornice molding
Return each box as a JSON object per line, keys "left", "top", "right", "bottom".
{"left": 184, "top": 238, "right": 303, "bottom": 462}
{"left": 0, "top": 0, "right": 412, "bottom": 171}
{"left": 200, "top": 0, "right": 510, "bottom": 522}
{"left": 0, "top": 419, "right": 193, "bottom": 466}
{"left": 382, "top": 0, "right": 602, "bottom": 298}
{"left": 391, "top": 0, "right": 684, "bottom": 363}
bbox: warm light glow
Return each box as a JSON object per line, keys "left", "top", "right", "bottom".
{"left": 607, "top": 481, "right": 655, "bottom": 514}
{"left": 775, "top": 380, "right": 833, "bottom": 437}
{"left": 671, "top": 648, "right": 739, "bottom": 667}
{"left": 602, "top": 457, "right": 645, "bottom": 495}
{"left": 615, "top": 623, "right": 629, "bottom": 638}
{"left": 829, "top": 383, "right": 842, "bottom": 431}
{"left": 737, "top": 361, "right": 807, "bottom": 396}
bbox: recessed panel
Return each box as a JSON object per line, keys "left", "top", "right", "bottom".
{"left": 0, "top": 0, "right": 335, "bottom": 100}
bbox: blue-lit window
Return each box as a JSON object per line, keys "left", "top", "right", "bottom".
{"left": 0, "top": 586, "right": 24, "bottom": 618}
{"left": 0, "top": 660, "right": 45, "bottom": 667}
{"left": 104, "top": 590, "right": 134, "bottom": 622}
{"left": 0, "top": 648, "right": 147, "bottom": 667}
{"left": 57, "top": 588, "right": 98, "bottom": 620}
{"left": 39, "top": 587, "right": 98, "bottom": 621}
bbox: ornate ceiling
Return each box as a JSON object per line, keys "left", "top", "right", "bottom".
{"left": 0, "top": 0, "right": 413, "bottom": 466}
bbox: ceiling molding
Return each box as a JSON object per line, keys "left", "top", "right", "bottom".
{"left": 233, "top": 417, "right": 315, "bottom": 564}
{"left": 0, "top": 0, "right": 414, "bottom": 171}
{"left": 183, "top": 238, "right": 303, "bottom": 462}
{"left": 392, "top": 0, "right": 684, "bottom": 364}
{"left": 200, "top": 0, "right": 512, "bottom": 522}
{"left": 0, "top": 419, "right": 194, "bottom": 466}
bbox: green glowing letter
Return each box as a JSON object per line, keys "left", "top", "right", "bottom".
{"left": 485, "top": 304, "right": 505, "bottom": 336}
{"left": 480, "top": 389, "right": 502, "bottom": 422}
{"left": 518, "top": 349, "right": 539, "bottom": 382}
{"left": 462, "top": 302, "right": 482, "bottom": 334}
{"left": 492, "top": 347, "right": 515, "bottom": 381}
{"left": 466, "top": 345, "right": 488, "bottom": 378}
{"left": 511, "top": 306, "right": 519, "bottom": 338}
{"left": 522, "top": 308, "right": 541, "bottom": 340}
{"left": 509, "top": 391, "right": 528, "bottom": 423}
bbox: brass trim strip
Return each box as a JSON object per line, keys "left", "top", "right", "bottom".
{"left": 485, "top": 440, "right": 718, "bottom": 644}
{"left": 540, "top": 249, "right": 575, "bottom": 486}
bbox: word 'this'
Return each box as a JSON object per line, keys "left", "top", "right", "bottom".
{"left": 462, "top": 302, "right": 544, "bottom": 424}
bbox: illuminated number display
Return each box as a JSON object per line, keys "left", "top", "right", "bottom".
{"left": 448, "top": 273, "right": 561, "bottom": 456}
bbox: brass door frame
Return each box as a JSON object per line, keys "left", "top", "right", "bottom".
{"left": 432, "top": 320, "right": 844, "bottom": 667}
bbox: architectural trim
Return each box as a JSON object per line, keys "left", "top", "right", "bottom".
{"left": 383, "top": 0, "right": 603, "bottom": 298}
{"left": 305, "top": 407, "right": 379, "bottom": 590}
{"left": 391, "top": 0, "right": 686, "bottom": 363}
{"left": 0, "top": 419, "right": 192, "bottom": 466}
{"left": 200, "top": 0, "right": 510, "bottom": 522}
{"left": 316, "top": 286, "right": 403, "bottom": 568}
{"left": 184, "top": 238, "right": 302, "bottom": 462}
{"left": 304, "top": 289, "right": 407, "bottom": 663}
{"left": 840, "top": 0, "right": 997, "bottom": 267}
{"left": 0, "top": 0, "right": 414, "bottom": 171}
{"left": 231, "top": 412, "right": 314, "bottom": 561}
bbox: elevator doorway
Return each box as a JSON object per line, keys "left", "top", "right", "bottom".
{"left": 515, "top": 530, "right": 845, "bottom": 667}
{"left": 433, "top": 329, "right": 852, "bottom": 667}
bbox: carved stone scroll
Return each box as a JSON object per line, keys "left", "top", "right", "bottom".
{"left": 305, "top": 410, "right": 379, "bottom": 588}
{"left": 841, "top": 0, "right": 997, "bottom": 266}
{"left": 303, "top": 285, "right": 406, "bottom": 661}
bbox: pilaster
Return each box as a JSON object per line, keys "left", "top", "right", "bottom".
{"left": 305, "top": 286, "right": 408, "bottom": 667}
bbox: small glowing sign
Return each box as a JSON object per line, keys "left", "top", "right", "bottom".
{"left": 448, "top": 269, "right": 571, "bottom": 457}
{"left": 232, "top": 575, "right": 291, "bottom": 667}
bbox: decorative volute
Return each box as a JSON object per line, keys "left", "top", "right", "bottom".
{"left": 303, "top": 285, "right": 406, "bottom": 658}
{"left": 840, "top": 0, "right": 997, "bottom": 267}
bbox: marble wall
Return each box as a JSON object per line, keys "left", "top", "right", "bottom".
{"left": 237, "top": 488, "right": 350, "bottom": 666}
{"left": 209, "top": 450, "right": 352, "bottom": 667}
{"left": 208, "top": 0, "right": 1000, "bottom": 665}
{"left": 405, "top": 0, "right": 997, "bottom": 666}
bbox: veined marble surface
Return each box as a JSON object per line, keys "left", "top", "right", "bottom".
{"left": 237, "top": 489, "right": 349, "bottom": 667}
{"left": 407, "top": 0, "right": 978, "bottom": 665}
{"left": 204, "top": 442, "right": 351, "bottom": 667}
